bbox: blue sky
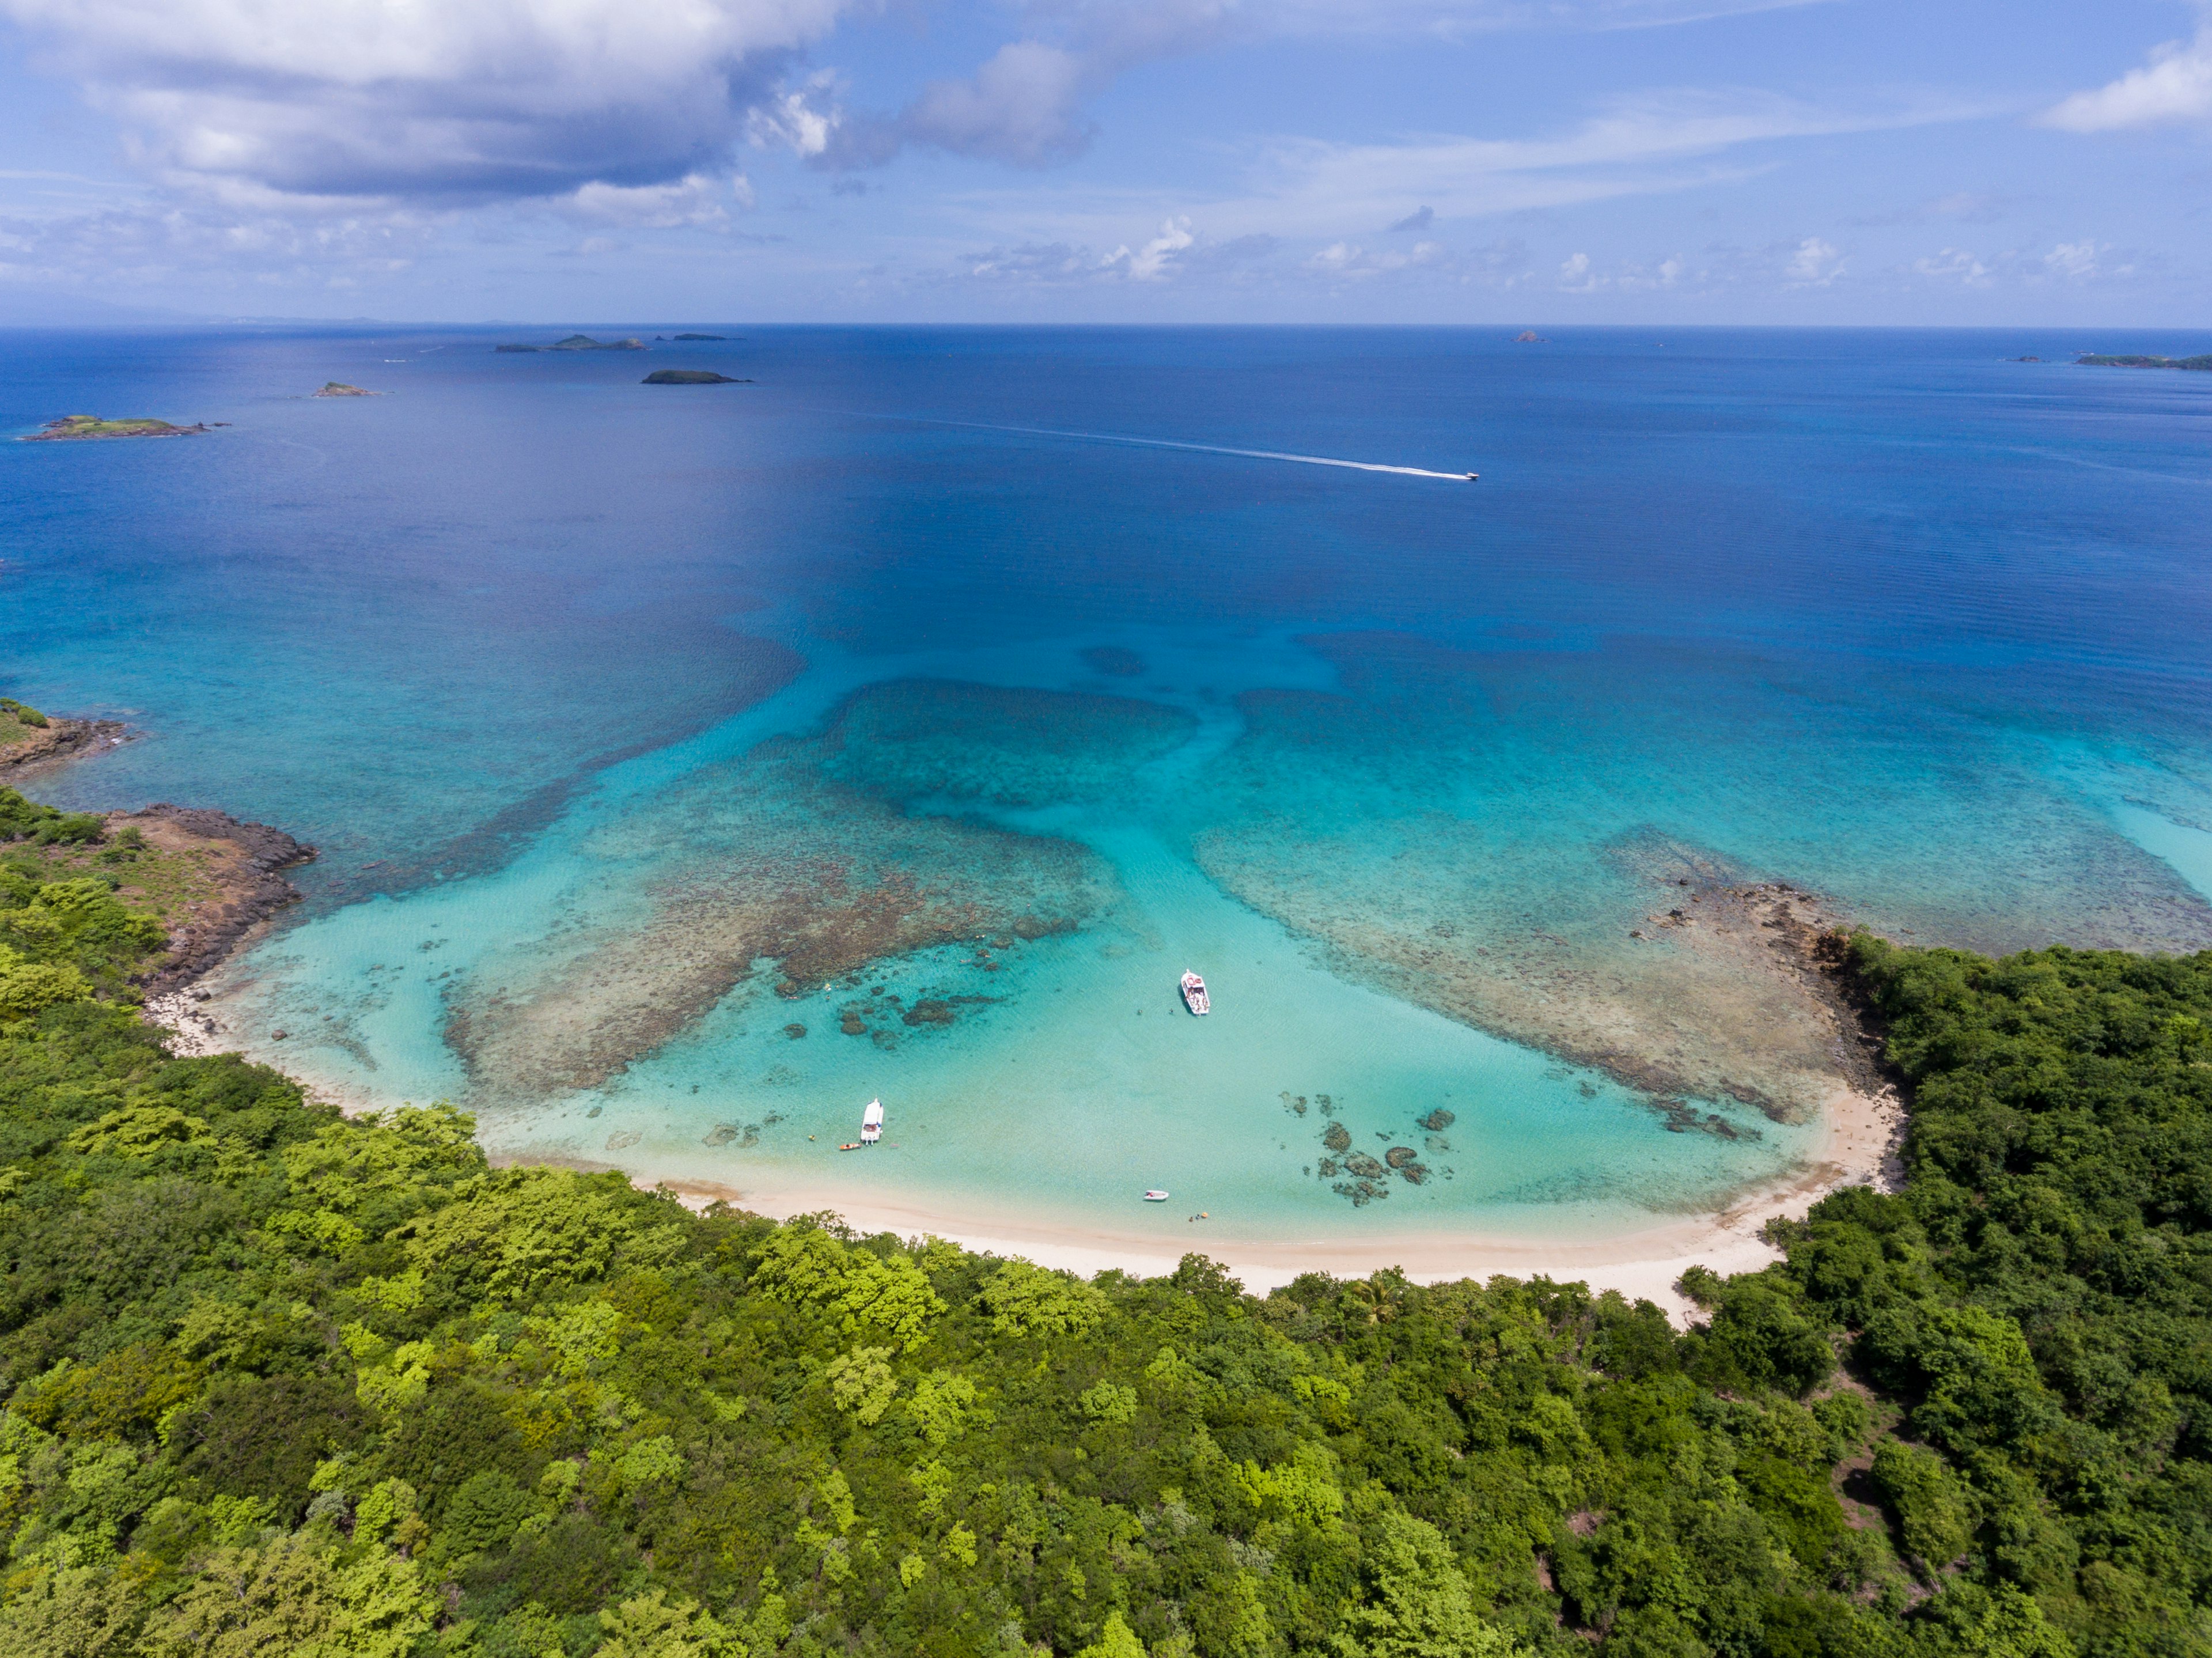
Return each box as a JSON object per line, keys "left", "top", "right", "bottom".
{"left": 0, "top": 0, "right": 2205, "bottom": 324}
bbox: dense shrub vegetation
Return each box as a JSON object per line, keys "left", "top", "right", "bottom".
{"left": 0, "top": 826, "right": 2206, "bottom": 1658}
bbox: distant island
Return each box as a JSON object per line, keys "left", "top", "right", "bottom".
{"left": 1513, "top": 330, "right": 1547, "bottom": 342}
{"left": 495, "top": 334, "right": 645, "bottom": 353}
{"left": 642, "top": 369, "right": 749, "bottom": 385}
{"left": 673, "top": 332, "right": 729, "bottom": 340}
{"left": 2077, "top": 353, "right": 2212, "bottom": 371}
{"left": 20, "top": 415, "right": 207, "bottom": 442}
{"left": 311, "top": 381, "right": 377, "bottom": 397}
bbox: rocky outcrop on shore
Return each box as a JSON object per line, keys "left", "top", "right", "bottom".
{"left": 119, "top": 806, "right": 317, "bottom": 995}
{"left": 0, "top": 715, "right": 127, "bottom": 774}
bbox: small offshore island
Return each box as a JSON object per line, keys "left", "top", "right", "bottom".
{"left": 20, "top": 414, "right": 208, "bottom": 441}
{"left": 2077, "top": 353, "right": 2212, "bottom": 371}
{"left": 495, "top": 333, "right": 644, "bottom": 353}
{"left": 312, "top": 382, "right": 378, "bottom": 398}
{"left": 642, "top": 369, "right": 749, "bottom": 385}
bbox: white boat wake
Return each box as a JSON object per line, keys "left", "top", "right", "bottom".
{"left": 910, "top": 417, "right": 1478, "bottom": 481}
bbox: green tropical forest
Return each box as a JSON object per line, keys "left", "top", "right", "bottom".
{"left": 1, "top": 785, "right": 2208, "bottom": 1658}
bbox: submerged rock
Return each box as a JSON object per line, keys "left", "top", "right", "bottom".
{"left": 1321, "top": 1123, "right": 1351, "bottom": 1153}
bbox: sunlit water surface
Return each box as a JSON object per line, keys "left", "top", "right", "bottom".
{"left": 7, "top": 325, "right": 2211, "bottom": 1243}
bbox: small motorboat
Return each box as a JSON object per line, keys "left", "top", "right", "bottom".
{"left": 1180, "top": 971, "right": 1210, "bottom": 1016}
{"left": 1143, "top": 1190, "right": 1170, "bottom": 1202}
{"left": 1464, "top": 472, "right": 1480, "bottom": 482}
{"left": 860, "top": 1098, "right": 884, "bottom": 1144}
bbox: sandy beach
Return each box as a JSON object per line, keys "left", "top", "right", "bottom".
{"left": 517, "top": 1073, "right": 1902, "bottom": 1323}
{"left": 150, "top": 905, "right": 1902, "bottom": 1327}
{"left": 150, "top": 964, "right": 1901, "bottom": 1325}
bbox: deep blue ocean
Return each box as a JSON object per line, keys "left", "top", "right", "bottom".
{"left": 6, "top": 325, "right": 2212, "bottom": 1247}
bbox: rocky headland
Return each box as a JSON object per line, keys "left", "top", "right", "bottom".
{"left": 0, "top": 707, "right": 316, "bottom": 1044}
{"left": 116, "top": 806, "right": 317, "bottom": 997}
{"left": 2077, "top": 353, "right": 2212, "bottom": 371}
{"left": 0, "top": 698, "right": 127, "bottom": 776}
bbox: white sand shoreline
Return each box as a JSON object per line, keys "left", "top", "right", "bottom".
{"left": 509, "top": 1077, "right": 1902, "bottom": 1324}
{"left": 149, "top": 982, "right": 1902, "bottom": 1326}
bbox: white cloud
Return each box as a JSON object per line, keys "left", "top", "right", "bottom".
{"left": 564, "top": 175, "right": 751, "bottom": 230}
{"left": 816, "top": 0, "right": 1831, "bottom": 176}
{"left": 749, "top": 80, "right": 839, "bottom": 160}
{"left": 2044, "top": 17, "right": 2212, "bottom": 131}
{"left": 0, "top": 0, "right": 851, "bottom": 203}
{"left": 1913, "top": 247, "right": 1990, "bottom": 286}
{"left": 961, "top": 216, "right": 1278, "bottom": 285}
{"left": 0, "top": 197, "right": 439, "bottom": 292}
{"left": 1784, "top": 235, "right": 1842, "bottom": 285}
{"left": 1103, "top": 215, "right": 1195, "bottom": 279}
{"left": 1240, "top": 90, "right": 1986, "bottom": 236}
{"left": 1303, "top": 237, "right": 1446, "bottom": 275}
{"left": 2044, "top": 239, "right": 2104, "bottom": 280}
{"left": 1550, "top": 249, "right": 1682, "bottom": 293}
{"left": 902, "top": 42, "right": 1099, "bottom": 167}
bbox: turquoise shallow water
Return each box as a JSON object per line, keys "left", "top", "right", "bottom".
{"left": 6, "top": 325, "right": 2212, "bottom": 1245}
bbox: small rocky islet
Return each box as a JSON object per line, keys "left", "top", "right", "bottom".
{"left": 642, "top": 369, "right": 750, "bottom": 385}
{"left": 494, "top": 334, "right": 645, "bottom": 353}
{"left": 20, "top": 414, "right": 211, "bottom": 441}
